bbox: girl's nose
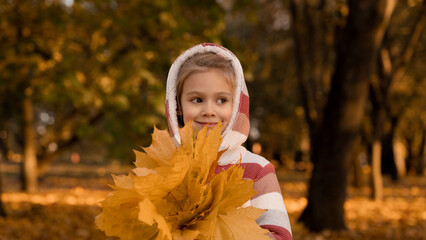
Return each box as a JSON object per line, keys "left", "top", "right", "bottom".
{"left": 202, "top": 102, "right": 216, "bottom": 116}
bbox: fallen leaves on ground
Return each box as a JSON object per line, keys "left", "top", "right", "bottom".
{"left": 0, "top": 167, "right": 424, "bottom": 239}
{"left": 0, "top": 196, "right": 110, "bottom": 240}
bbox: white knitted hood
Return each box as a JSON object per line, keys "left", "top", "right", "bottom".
{"left": 165, "top": 43, "right": 250, "bottom": 166}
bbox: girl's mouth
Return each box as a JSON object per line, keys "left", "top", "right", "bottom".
{"left": 195, "top": 121, "right": 217, "bottom": 127}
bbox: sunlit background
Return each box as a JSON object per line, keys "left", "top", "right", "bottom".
{"left": 0, "top": 0, "right": 425, "bottom": 239}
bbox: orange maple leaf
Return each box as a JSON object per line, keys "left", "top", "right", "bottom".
{"left": 96, "top": 122, "right": 270, "bottom": 240}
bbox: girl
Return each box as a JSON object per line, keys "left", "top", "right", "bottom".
{"left": 165, "top": 43, "right": 292, "bottom": 240}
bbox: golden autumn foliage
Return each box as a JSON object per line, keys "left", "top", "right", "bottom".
{"left": 95, "top": 122, "right": 270, "bottom": 240}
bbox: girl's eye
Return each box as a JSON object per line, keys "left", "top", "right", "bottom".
{"left": 217, "top": 98, "right": 228, "bottom": 104}
{"left": 191, "top": 98, "right": 202, "bottom": 103}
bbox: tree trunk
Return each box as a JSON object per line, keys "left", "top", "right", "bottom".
{"left": 381, "top": 124, "right": 398, "bottom": 181}
{"left": 416, "top": 128, "right": 425, "bottom": 175}
{"left": 0, "top": 166, "right": 6, "bottom": 217}
{"left": 369, "top": 0, "right": 426, "bottom": 199}
{"left": 371, "top": 140, "right": 384, "bottom": 200}
{"left": 405, "top": 136, "right": 415, "bottom": 175}
{"left": 351, "top": 136, "right": 364, "bottom": 188}
{"left": 289, "top": 0, "right": 330, "bottom": 159}
{"left": 369, "top": 75, "right": 386, "bottom": 200}
{"left": 299, "top": 0, "right": 396, "bottom": 231}
{"left": 22, "top": 90, "right": 38, "bottom": 193}
{"left": 0, "top": 118, "right": 8, "bottom": 217}
{"left": 0, "top": 137, "right": 8, "bottom": 162}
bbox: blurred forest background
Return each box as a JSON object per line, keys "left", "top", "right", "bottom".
{"left": 0, "top": 0, "right": 425, "bottom": 239}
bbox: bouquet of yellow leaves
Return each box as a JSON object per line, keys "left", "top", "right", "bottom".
{"left": 95, "top": 122, "right": 270, "bottom": 240}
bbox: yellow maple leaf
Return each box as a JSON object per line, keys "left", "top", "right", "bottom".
{"left": 96, "top": 122, "right": 271, "bottom": 240}
{"left": 215, "top": 207, "right": 268, "bottom": 240}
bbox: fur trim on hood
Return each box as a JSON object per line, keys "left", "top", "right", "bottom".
{"left": 165, "top": 43, "right": 250, "bottom": 166}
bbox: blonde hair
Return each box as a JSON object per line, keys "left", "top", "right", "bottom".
{"left": 176, "top": 52, "right": 235, "bottom": 126}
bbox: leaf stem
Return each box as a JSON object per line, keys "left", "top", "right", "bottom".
{"left": 168, "top": 192, "right": 183, "bottom": 211}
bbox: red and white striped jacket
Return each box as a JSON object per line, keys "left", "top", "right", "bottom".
{"left": 165, "top": 43, "right": 292, "bottom": 240}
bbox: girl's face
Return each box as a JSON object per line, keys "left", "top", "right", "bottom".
{"left": 180, "top": 69, "right": 234, "bottom": 132}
